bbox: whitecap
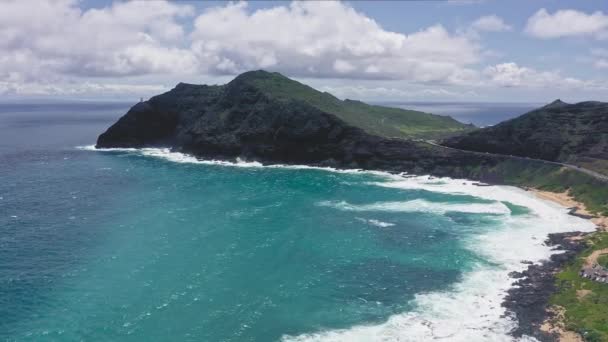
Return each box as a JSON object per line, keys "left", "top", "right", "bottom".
{"left": 76, "top": 145, "right": 398, "bottom": 177}
{"left": 355, "top": 217, "right": 396, "bottom": 228}
{"left": 320, "top": 199, "right": 511, "bottom": 216}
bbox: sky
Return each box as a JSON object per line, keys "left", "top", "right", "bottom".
{"left": 1, "top": 0, "right": 608, "bottom": 103}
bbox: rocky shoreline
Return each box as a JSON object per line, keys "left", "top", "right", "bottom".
{"left": 503, "top": 231, "right": 589, "bottom": 341}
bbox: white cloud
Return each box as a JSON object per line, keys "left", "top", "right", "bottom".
{"left": 525, "top": 8, "right": 608, "bottom": 39}
{"left": 0, "top": 0, "right": 482, "bottom": 90}
{"left": 0, "top": 0, "right": 197, "bottom": 83}
{"left": 470, "top": 15, "right": 512, "bottom": 32}
{"left": 190, "top": 1, "right": 480, "bottom": 82}
{"left": 483, "top": 62, "right": 605, "bottom": 90}
{"left": 0, "top": 0, "right": 605, "bottom": 101}
{"left": 594, "top": 59, "right": 608, "bottom": 69}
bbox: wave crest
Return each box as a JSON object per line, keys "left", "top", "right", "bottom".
{"left": 319, "top": 199, "right": 511, "bottom": 216}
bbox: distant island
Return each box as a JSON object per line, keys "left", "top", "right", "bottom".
{"left": 97, "top": 70, "right": 608, "bottom": 341}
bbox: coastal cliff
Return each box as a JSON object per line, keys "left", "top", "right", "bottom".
{"left": 97, "top": 71, "right": 501, "bottom": 178}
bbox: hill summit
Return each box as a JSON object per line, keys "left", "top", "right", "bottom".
{"left": 220, "top": 70, "right": 470, "bottom": 139}
{"left": 97, "top": 70, "right": 491, "bottom": 173}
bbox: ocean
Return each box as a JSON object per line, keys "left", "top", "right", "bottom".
{"left": 375, "top": 102, "right": 543, "bottom": 127}
{"left": 0, "top": 102, "right": 595, "bottom": 341}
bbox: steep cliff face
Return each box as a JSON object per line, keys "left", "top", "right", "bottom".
{"left": 443, "top": 100, "right": 608, "bottom": 173}
{"left": 97, "top": 71, "right": 501, "bottom": 175}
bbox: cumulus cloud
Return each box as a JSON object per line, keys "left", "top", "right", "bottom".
{"left": 470, "top": 15, "right": 512, "bottom": 32}
{"left": 0, "top": 0, "right": 197, "bottom": 86}
{"left": 0, "top": 0, "right": 483, "bottom": 93}
{"left": 483, "top": 62, "right": 605, "bottom": 90}
{"left": 0, "top": 0, "right": 605, "bottom": 99}
{"left": 525, "top": 8, "right": 608, "bottom": 39}
{"left": 190, "top": 1, "right": 480, "bottom": 81}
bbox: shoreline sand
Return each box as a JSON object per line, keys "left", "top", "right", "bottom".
{"left": 530, "top": 189, "right": 607, "bottom": 231}
{"left": 526, "top": 189, "right": 606, "bottom": 342}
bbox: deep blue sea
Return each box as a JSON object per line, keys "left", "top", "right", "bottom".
{"left": 376, "top": 102, "right": 543, "bottom": 127}
{"left": 0, "top": 102, "right": 593, "bottom": 341}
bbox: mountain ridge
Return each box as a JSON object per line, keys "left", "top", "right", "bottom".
{"left": 443, "top": 100, "right": 608, "bottom": 175}
{"left": 97, "top": 70, "right": 499, "bottom": 176}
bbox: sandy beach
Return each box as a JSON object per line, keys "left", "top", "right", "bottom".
{"left": 530, "top": 189, "right": 607, "bottom": 231}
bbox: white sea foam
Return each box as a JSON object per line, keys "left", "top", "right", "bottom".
{"left": 283, "top": 176, "right": 596, "bottom": 342}
{"left": 79, "top": 146, "right": 597, "bottom": 341}
{"left": 320, "top": 199, "right": 511, "bottom": 216}
{"left": 355, "top": 217, "right": 396, "bottom": 228}
{"left": 78, "top": 145, "right": 399, "bottom": 177}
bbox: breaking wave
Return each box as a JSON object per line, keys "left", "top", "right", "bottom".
{"left": 79, "top": 145, "right": 596, "bottom": 341}
{"left": 319, "top": 199, "right": 511, "bottom": 216}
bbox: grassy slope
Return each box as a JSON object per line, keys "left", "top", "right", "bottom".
{"left": 598, "top": 255, "right": 608, "bottom": 268}
{"left": 444, "top": 158, "right": 608, "bottom": 215}
{"left": 502, "top": 162, "right": 607, "bottom": 215}
{"left": 243, "top": 71, "right": 473, "bottom": 140}
{"left": 551, "top": 232, "right": 608, "bottom": 342}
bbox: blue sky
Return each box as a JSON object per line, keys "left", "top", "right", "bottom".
{"left": 2, "top": 0, "right": 607, "bottom": 102}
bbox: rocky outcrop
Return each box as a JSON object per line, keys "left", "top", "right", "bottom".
{"left": 503, "top": 232, "right": 589, "bottom": 341}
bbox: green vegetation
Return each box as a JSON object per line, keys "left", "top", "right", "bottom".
{"left": 235, "top": 71, "right": 474, "bottom": 139}
{"left": 550, "top": 232, "right": 608, "bottom": 342}
{"left": 572, "top": 157, "right": 608, "bottom": 177}
{"left": 443, "top": 100, "right": 608, "bottom": 175}
{"left": 505, "top": 165, "right": 608, "bottom": 216}
{"left": 598, "top": 254, "right": 608, "bottom": 269}
{"left": 444, "top": 158, "right": 608, "bottom": 216}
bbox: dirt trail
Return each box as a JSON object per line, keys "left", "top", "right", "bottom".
{"left": 585, "top": 248, "right": 608, "bottom": 267}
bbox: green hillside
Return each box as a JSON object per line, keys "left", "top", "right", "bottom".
{"left": 232, "top": 71, "right": 473, "bottom": 140}
{"left": 443, "top": 100, "right": 608, "bottom": 174}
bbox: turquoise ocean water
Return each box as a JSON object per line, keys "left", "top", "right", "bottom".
{"left": 0, "top": 103, "right": 594, "bottom": 341}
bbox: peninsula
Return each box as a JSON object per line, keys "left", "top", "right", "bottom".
{"left": 97, "top": 70, "right": 608, "bottom": 341}
{"left": 97, "top": 70, "right": 606, "bottom": 214}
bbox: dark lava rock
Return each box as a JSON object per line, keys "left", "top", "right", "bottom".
{"left": 502, "top": 232, "right": 589, "bottom": 341}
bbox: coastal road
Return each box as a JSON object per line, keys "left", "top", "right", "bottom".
{"left": 420, "top": 140, "right": 608, "bottom": 183}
